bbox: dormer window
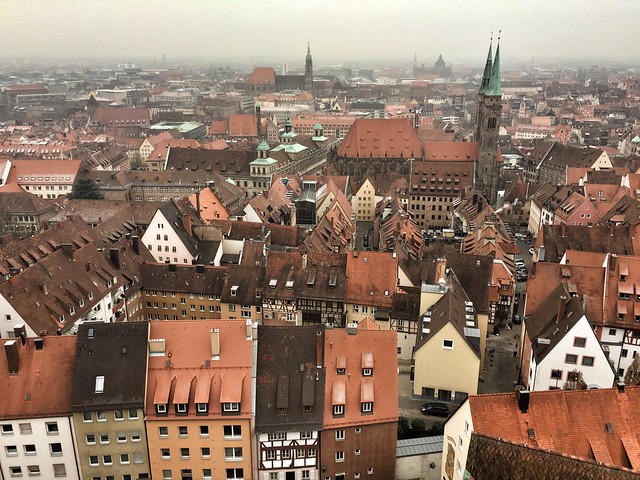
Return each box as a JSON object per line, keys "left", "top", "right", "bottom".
{"left": 197, "top": 403, "right": 208, "bottom": 414}
{"left": 222, "top": 402, "right": 240, "bottom": 413}
{"left": 362, "top": 368, "right": 372, "bottom": 376}
{"left": 156, "top": 404, "right": 167, "bottom": 414}
{"left": 69, "top": 306, "right": 75, "bottom": 315}
{"left": 337, "top": 368, "right": 345, "bottom": 375}
{"left": 333, "top": 405, "right": 344, "bottom": 417}
{"left": 176, "top": 403, "right": 187, "bottom": 415}
{"left": 361, "top": 402, "right": 373, "bottom": 413}
{"left": 231, "top": 286, "right": 238, "bottom": 297}
{"left": 88, "top": 292, "right": 93, "bottom": 300}
{"left": 269, "top": 279, "right": 277, "bottom": 289}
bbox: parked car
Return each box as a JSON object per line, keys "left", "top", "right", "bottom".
{"left": 513, "top": 314, "right": 522, "bottom": 324}
{"left": 515, "top": 233, "right": 527, "bottom": 240}
{"left": 529, "top": 247, "right": 534, "bottom": 255}
{"left": 363, "top": 234, "right": 369, "bottom": 247}
{"left": 420, "top": 402, "right": 449, "bottom": 417}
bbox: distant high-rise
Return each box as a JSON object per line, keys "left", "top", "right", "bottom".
{"left": 475, "top": 34, "right": 503, "bottom": 205}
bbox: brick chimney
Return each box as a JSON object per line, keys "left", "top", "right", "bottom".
{"left": 4, "top": 340, "right": 19, "bottom": 374}
{"left": 557, "top": 295, "right": 568, "bottom": 322}
{"left": 109, "top": 248, "right": 121, "bottom": 269}
{"left": 132, "top": 235, "right": 141, "bottom": 255}
{"left": 182, "top": 213, "right": 192, "bottom": 236}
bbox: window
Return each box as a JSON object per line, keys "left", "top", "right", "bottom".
{"left": 335, "top": 451, "right": 345, "bottom": 462}
{"left": 266, "top": 450, "right": 276, "bottom": 460}
{"left": 120, "top": 453, "right": 130, "bottom": 464}
{"left": 178, "top": 426, "right": 188, "bottom": 437}
{"left": 609, "top": 328, "right": 617, "bottom": 336}
{"left": 1, "top": 424, "right": 13, "bottom": 434}
{"left": 565, "top": 354, "right": 578, "bottom": 364}
{"left": 281, "top": 449, "right": 291, "bottom": 459}
{"left": 224, "top": 425, "right": 242, "bottom": 438}
{"left": 355, "top": 449, "right": 361, "bottom": 456}
{"left": 19, "top": 423, "right": 32, "bottom": 434}
{"left": 308, "top": 449, "right": 316, "bottom": 457}
{"left": 86, "top": 434, "right": 96, "bottom": 445}
{"left": 368, "top": 468, "right": 374, "bottom": 475}
{"left": 582, "top": 356, "right": 595, "bottom": 366}
{"left": 362, "top": 368, "right": 372, "bottom": 376}
{"left": 336, "top": 430, "right": 345, "bottom": 440}
{"left": 27, "top": 465, "right": 40, "bottom": 476}
{"left": 225, "top": 469, "right": 243, "bottom": 480}
{"left": 574, "top": 337, "right": 586, "bottom": 348}
{"left": 103, "top": 454, "right": 113, "bottom": 465}
{"left": 10, "top": 466, "right": 22, "bottom": 477}
{"left": 50, "top": 443, "right": 62, "bottom": 456}
{"left": 89, "top": 455, "right": 99, "bottom": 466}
{"left": 100, "top": 433, "right": 110, "bottom": 444}
{"left": 159, "top": 426, "right": 169, "bottom": 437}
{"left": 93, "top": 375, "right": 104, "bottom": 394}
{"left": 161, "top": 448, "right": 170, "bottom": 459}
{"left": 201, "top": 447, "right": 211, "bottom": 459}
{"left": 117, "top": 432, "right": 127, "bottom": 443}
{"left": 133, "top": 452, "right": 143, "bottom": 464}
{"left": 551, "top": 369, "right": 563, "bottom": 380}
{"left": 46, "top": 422, "right": 59, "bottom": 434}
{"left": 222, "top": 402, "right": 240, "bottom": 413}
{"left": 180, "top": 448, "right": 190, "bottom": 459}
{"left": 131, "top": 431, "right": 141, "bottom": 442}
{"left": 5, "top": 444, "right": 17, "bottom": 455}
{"left": 300, "top": 430, "right": 312, "bottom": 439}
{"left": 156, "top": 404, "right": 167, "bottom": 414}
{"left": 200, "top": 425, "right": 209, "bottom": 437}
{"left": 302, "top": 471, "right": 310, "bottom": 480}
{"left": 333, "top": 405, "right": 344, "bottom": 416}
{"left": 225, "top": 447, "right": 243, "bottom": 461}
{"left": 53, "top": 464, "right": 66, "bottom": 478}
{"left": 268, "top": 432, "right": 286, "bottom": 441}
{"left": 203, "top": 469, "right": 212, "bottom": 480}
{"left": 443, "top": 339, "right": 454, "bottom": 349}
{"left": 197, "top": 403, "right": 208, "bottom": 413}
{"left": 97, "top": 411, "right": 107, "bottom": 421}
{"left": 361, "top": 402, "right": 373, "bottom": 413}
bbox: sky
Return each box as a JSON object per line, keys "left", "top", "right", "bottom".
{"left": 0, "top": 0, "right": 638, "bottom": 67}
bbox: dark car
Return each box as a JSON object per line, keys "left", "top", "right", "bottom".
{"left": 363, "top": 234, "right": 369, "bottom": 247}
{"left": 513, "top": 314, "right": 522, "bottom": 324}
{"left": 420, "top": 402, "right": 449, "bottom": 417}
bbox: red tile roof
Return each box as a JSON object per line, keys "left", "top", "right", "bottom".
{"left": 247, "top": 67, "right": 276, "bottom": 85}
{"left": 337, "top": 118, "right": 422, "bottom": 159}
{"left": 0, "top": 337, "right": 76, "bottom": 419}
{"left": 469, "top": 387, "right": 640, "bottom": 472}
{"left": 228, "top": 114, "right": 259, "bottom": 138}
{"left": 422, "top": 141, "right": 479, "bottom": 161}
{"left": 146, "top": 320, "right": 252, "bottom": 419}
{"left": 345, "top": 251, "right": 398, "bottom": 307}
{"left": 323, "top": 328, "right": 397, "bottom": 428}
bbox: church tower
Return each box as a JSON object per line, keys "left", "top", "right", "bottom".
{"left": 305, "top": 42, "right": 314, "bottom": 96}
{"left": 475, "top": 34, "right": 502, "bottom": 205}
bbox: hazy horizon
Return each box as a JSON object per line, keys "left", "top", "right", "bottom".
{"left": 1, "top": 0, "right": 639, "bottom": 68}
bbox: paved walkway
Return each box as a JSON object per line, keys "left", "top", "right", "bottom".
{"left": 479, "top": 322, "right": 522, "bottom": 394}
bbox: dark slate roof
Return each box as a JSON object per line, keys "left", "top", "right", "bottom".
{"left": 527, "top": 141, "right": 605, "bottom": 169}
{"left": 445, "top": 254, "right": 493, "bottom": 314}
{"left": 220, "top": 264, "right": 265, "bottom": 305}
{"left": 466, "top": 433, "right": 640, "bottom": 480}
{"left": 0, "top": 191, "right": 57, "bottom": 214}
{"left": 396, "top": 436, "right": 444, "bottom": 458}
{"left": 538, "top": 225, "right": 638, "bottom": 263}
{"left": 255, "top": 325, "right": 325, "bottom": 432}
{"left": 139, "top": 263, "right": 228, "bottom": 294}
{"left": 390, "top": 287, "right": 421, "bottom": 320}
{"left": 70, "top": 322, "right": 149, "bottom": 410}
{"left": 165, "top": 147, "right": 255, "bottom": 175}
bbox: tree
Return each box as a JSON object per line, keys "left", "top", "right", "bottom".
{"left": 426, "top": 421, "right": 445, "bottom": 436}
{"left": 69, "top": 178, "right": 104, "bottom": 200}
{"left": 397, "top": 416, "right": 410, "bottom": 439}
{"left": 624, "top": 352, "right": 640, "bottom": 386}
{"left": 410, "top": 418, "right": 427, "bottom": 437}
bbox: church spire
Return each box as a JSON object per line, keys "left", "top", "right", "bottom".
{"left": 479, "top": 33, "right": 493, "bottom": 93}
{"left": 486, "top": 32, "right": 502, "bottom": 97}
{"left": 306, "top": 42, "right": 312, "bottom": 65}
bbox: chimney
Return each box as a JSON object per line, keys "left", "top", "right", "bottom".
{"left": 196, "top": 264, "right": 205, "bottom": 274}
{"left": 316, "top": 329, "right": 323, "bottom": 368}
{"left": 210, "top": 329, "right": 220, "bottom": 358}
{"left": 41, "top": 283, "right": 48, "bottom": 295}
{"left": 60, "top": 243, "right": 73, "bottom": 257}
{"left": 245, "top": 319, "right": 252, "bottom": 340}
{"left": 617, "top": 381, "right": 625, "bottom": 393}
{"left": 557, "top": 295, "right": 568, "bottom": 322}
{"left": 4, "top": 340, "right": 19, "bottom": 374}
{"left": 34, "top": 338, "right": 44, "bottom": 350}
{"left": 515, "top": 386, "right": 530, "bottom": 413}
{"left": 182, "top": 213, "right": 193, "bottom": 236}
{"left": 109, "top": 248, "right": 121, "bottom": 269}
{"left": 132, "top": 235, "right": 141, "bottom": 255}
{"left": 196, "top": 190, "right": 201, "bottom": 216}
{"left": 346, "top": 323, "right": 358, "bottom": 335}
{"left": 14, "top": 325, "right": 26, "bottom": 345}
{"left": 302, "top": 253, "right": 308, "bottom": 270}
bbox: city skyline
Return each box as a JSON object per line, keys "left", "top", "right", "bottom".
{"left": 0, "top": 0, "right": 639, "bottom": 67}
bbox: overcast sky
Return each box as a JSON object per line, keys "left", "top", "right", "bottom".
{"left": 0, "top": 0, "right": 638, "bottom": 66}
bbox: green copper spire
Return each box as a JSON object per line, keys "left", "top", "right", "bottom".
{"left": 479, "top": 33, "right": 493, "bottom": 93}
{"left": 485, "top": 33, "right": 502, "bottom": 97}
